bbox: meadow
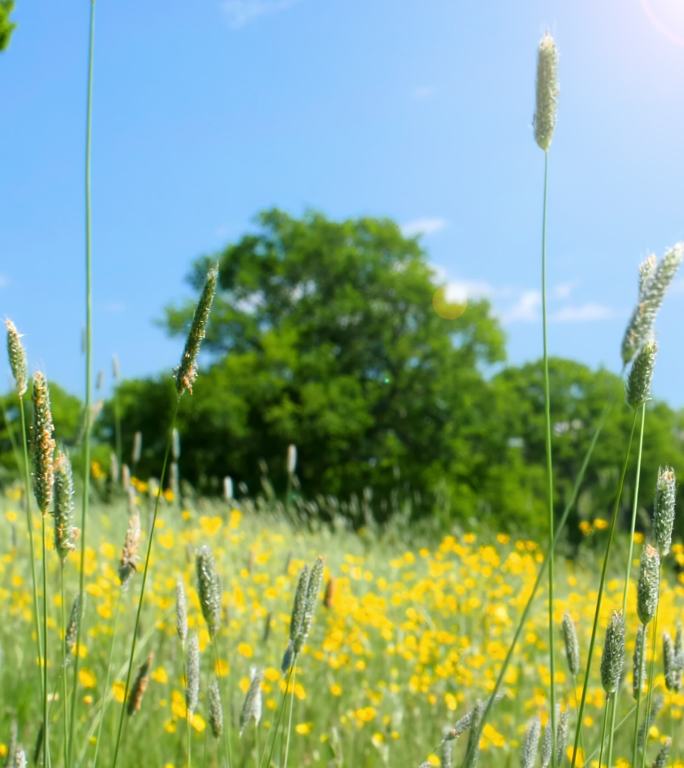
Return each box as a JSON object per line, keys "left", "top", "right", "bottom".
{"left": 0, "top": 481, "right": 682, "bottom": 768}
{"left": 2, "top": 7, "right": 684, "bottom": 766}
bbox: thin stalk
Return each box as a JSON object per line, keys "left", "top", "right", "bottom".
{"left": 570, "top": 411, "right": 639, "bottom": 768}
{"left": 210, "top": 641, "right": 231, "bottom": 768}
{"left": 571, "top": 674, "right": 585, "bottom": 761}
{"left": 639, "top": 583, "right": 661, "bottom": 768}
{"left": 93, "top": 589, "right": 122, "bottom": 768}
{"left": 282, "top": 662, "right": 297, "bottom": 767}
{"left": 608, "top": 402, "right": 647, "bottom": 766}
{"left": 18, "top": 396, "right": 44, "bottom": 698}
{"left": 68, "top": 2, "right": 96, "bottom": 763}
{"left": 75, "top": 620, "right": 158, "bottom": 767}
{"left": 631, "top": 643, "right": 644, "bottom": 768}
{"left": 41, "top": 513, "right": 50, "bottom": 768}
{"left": 186, "top": 711, "right": 192, "bottom": 768}
{"left": 262, "top": 662, "right": 295, "bottom": 768}
{"left": 463, "top": 406, "right": 608, "bottom": 766}
{"left": 540, "top": 150, "right": 557, "bottom": 765}
{"left": 583, "top": 703, "right": 637, "bottom": 765}
{"left": 598, "top": 696, "right": 610, "bottom": 768}
{"left": 110, "top": 402, "right": 179, "bottom": 768}
{"left": 113, "top": 386, "right": 122, "bottom": 483}
{"left": 60, "top": 566, "right": 69, "bottom": 768}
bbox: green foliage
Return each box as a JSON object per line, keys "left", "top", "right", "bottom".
{"left": 163, "top": 209, "right": 505, "bottom": 515}
{"left": 0, "top": 0, "right": 15, "bottom": 51}
{"left": 0, "top": 383, "right": 83, "bottom": 479}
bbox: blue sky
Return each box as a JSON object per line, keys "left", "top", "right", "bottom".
{"left": 2, "top": 0, "right": 684, "bottom": 405}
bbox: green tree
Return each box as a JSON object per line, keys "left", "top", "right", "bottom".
{"left": 0, "top": 1, "right": 15, "bottom": 51}
{"left": 162, "top": 209, "right": 505, "bottom": 516}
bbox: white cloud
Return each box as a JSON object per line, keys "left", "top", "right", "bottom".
{"left": 221, "top": 0, "right": 301, "bottom": 28}
{"left": 551, "top": 303, "right": 616, "bottom": 323}
{"left": 0, "top": 274, "right": 8, "bottom": 288}
{"left": 400, "top": 217, "right": 447, "bottom": 238}
{"left": 503, "top": 290, "right": 541, "bottom": 324}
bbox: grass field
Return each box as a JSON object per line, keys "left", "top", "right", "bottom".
{"left": 0, "top": 482, "right": 682, "bottom": 767}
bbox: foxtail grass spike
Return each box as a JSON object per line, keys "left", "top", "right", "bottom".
{"left": 208, "top": 678, "right": 223, "bottom": 738}
{"left": 132, "top": 431, "right": 142, "bottom": 465}
{"left": 533, "top": 33, "right": 559, "bottom": 151}
{"left": 287, "top": 443, "right": 297, "bottom": 474}
{"left": 519, "top": 717, "right": 539, "bottom": 768}
{"left": 127, "top": 653, "right": 153, "bottom": 716}
{"left": 663, "top": 632, "right": 680, "bottom": 692}
{"left": 298, "top": 556, "right": 324, "bottom": 651}
{"left": 637, "top": 544, "right": 660, "bottom": 625}
{"left": 651, "top": 737, "right": 671, "bottom": 768}
{"left": 633, "top": 624, "right": 646, "bottom": 700}
{"left": 5, "top": 319, "right": 27, "bottom": 397}
{"left": 626, "top": 339, "right": 657, "bottom": 408}
{"left": 463, "top": 700, "right": 484, "bottom": 768}
{"left": 64, "top": 594, "right": 81, "bottom": 663}
{"left": 239, "top": 667, "right": 263, "bottom": 735}
{"left": 439, "top": 735, "right": 454, "bottom": 768}
{"left": 288, "top": 565, "right": 309, "bottom": 648}
{"left": 175, "top": 265, "right": 218, "bottom": 396}
{"left": 185, "top": 633, "right": 200, "bottom": 714}
{"left": 555, "top": 708, "right": 569, "bottom": 766}
{"left": 118, "top": 506, "right": 141, "bottom": 586}
{"left": 639, "top": 254, "right": 657, "bottom": 300}
{"left": 31, "top": 372, "right": 56, "bottom": 515}
{"left": 175, "top": 578, "right": 187, "bottom": 644}
{"left": 654, "top": 466, "right": 676, "bottom": 557}
{"left": 622, "top": 244, "right": 683, "bottom": 364}
{"left": 172, "top": 427, "right": 180, "bottom": 461}
{"left": 53, "top": 450, "right": 77, "bottom": 560}
{"left": 196, "top": 545, "right": 222, "bottom": 639}
{"left": 562, "top": 612, "right": 580, "bottom": 676}
{"left": 13, "top": 747, "right": 27, "bottom": 768}
{"left": 600, "top": 610, "right": 625, "bottom": 694}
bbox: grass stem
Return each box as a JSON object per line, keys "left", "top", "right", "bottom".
{"left": 540, "top": 149, "right": 557, "bottom": 766}
{"left": 569, "top": 410, "right": 639, "bottom": 768}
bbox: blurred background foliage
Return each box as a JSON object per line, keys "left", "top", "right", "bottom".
{"left": 2, "top": 209, "right": 682, "bottom": 541}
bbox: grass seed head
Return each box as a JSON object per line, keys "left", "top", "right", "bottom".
{"left": 13, "top": 747, "right": 27, "bottom": 768}
{"left": 64, "top": 594, "right": 81, "bottom": 663}
{"left": 533, "top": 34, "right": 559, "bottom": 151}
{"left": 118, "top": 507, "right": 141, "bottom": 586}
{"left": 176, "top": 578, "right": 188, "bottom": 644}
{"left": 5, "top": 319, "right": 27, "bottom": 397}
{"left": 185, "top": 633, "right": 200, "bottom": 714}
{"left": 638, "top": 254, "right": 657, "bottom": 300}
{"left": 633, "top": 623, "right": 646, "bottom": 700}
{"left": 622, "top": 244, "right": 683, "bottom": 364}
{"left": 600, "top": 610, "right": 625, "bottom": 695}
{"left": 288, "top": 564, "right": 309, "bottom": 648}
{"left": 172, "top": 427, "right": 181, "bottom": 460}
{"left": 196, "top": 544, "right": 222, "bottom": 639}
{"left": 208, "top": 678, "right": 223, "bottom": 738}
{"left": 654, "top": 466, "right": 676, "bottom": 557}
{"left": 561, "top": 612, "right": 580, "bottom": 676}
{"left": 651, "top": 737, "right": 671, "bottom": 768}
{"left": 31, "top": 372, "right": 56, "bottom": 515}
{"left": 175, "top": 265, "right": 218, "bottom": 396}
{"left": 239, "top": 667, "right": 263, "bottom": 735}
{"left": 663, "top": 631, "right": 681, "bottom": 692}
{"left": 637, "top": 544, "right": 660, "bottom": 625}
{"left": 520, "top": 717, "right": 541, "bottom": 768}
{"left": 132, "top": 431, "right": 142, "bottom": 465}
{"left": 53, "top": 450, "right": 77, "bottom": 560}
{"left": 554, "top": 708, "right": 569, "bottom": 767}
{"left": 463, "top": 700, "right": 484, "bottom": 768}
{"left": 127, "top": 652, "right": 153, "bottom": 716}
{"left": 626, "top": 339, "right": 657, "bottom": 408}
